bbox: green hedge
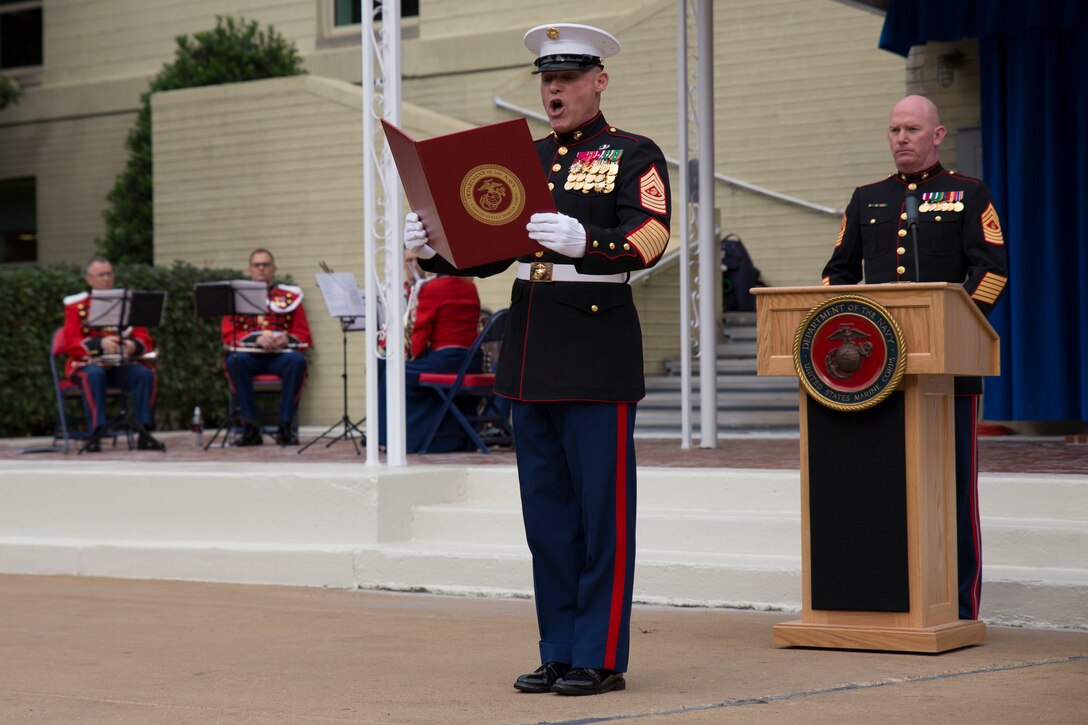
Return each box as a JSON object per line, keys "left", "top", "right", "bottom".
{"left": 0, "top": 261, "right": 249, "bottom": 437}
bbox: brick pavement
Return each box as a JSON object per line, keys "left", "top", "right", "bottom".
{"left": 3, "top": 429, "right": 1086, "bottom": 474}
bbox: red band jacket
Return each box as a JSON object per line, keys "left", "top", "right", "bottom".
{"left": 220, "top": 284, "right": 313, "bottom": 349}
{"left": 60, "top": 291, "right": 155, "bottom": 377}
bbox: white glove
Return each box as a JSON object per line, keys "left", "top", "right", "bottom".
{"left": 526, "top": 212, "right": 587, "bottom": 258}
{"left": 404, "top": 212, "right": 436, "bottom": 260}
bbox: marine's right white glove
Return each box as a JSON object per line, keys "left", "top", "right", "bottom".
{"left": 404, "top": 212, "right": 437, "bottom": 260}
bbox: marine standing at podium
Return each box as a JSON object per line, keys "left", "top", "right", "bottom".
{"left": 822, "top": 95, "right": 1008, "bottom": 620}
{"left": 221, "top": 248, "right": 312, "bottom": 447}
{"left": 405, "top": 23, "right": 670, "bottom": 695}
{"left": 60, "top": 257, "right": 165, "bottom": 452}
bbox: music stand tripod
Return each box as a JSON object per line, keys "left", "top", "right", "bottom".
{"left": 299, "top": 316, "right": 367, "bottom": 454}
{"left": 80, "top": 288, "right": 168, "bottom": 455}
{"left": 193, "top": 280, "right": 268, "bottom": 449}
{"left": 299, "top": 271, "right": 367, "bottom": 454}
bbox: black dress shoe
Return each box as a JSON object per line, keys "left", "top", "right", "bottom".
{"left": 84, "top": 439, "right": 102, "bottom": 453}
{"left": 235, "top": 424, "right": 263, "bottom": 447}
{"left": 513, "top": 662, "right": 570, "bottom": 693}
{"left": 552, "top": 668, "right": 626, "bottom": 696}
{"left": 138, "top": 433, "right": 166, "bottom": 451}
{"left": 274, "top": 422, "right": 299, "bottom": 446}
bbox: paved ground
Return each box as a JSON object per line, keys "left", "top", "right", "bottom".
{"left": 1, "top": 574, "right": 1086, "bottom": 725}
{"left": 5, "top": 429, "right": 1088, "bottom": 474}
{"left": 3, "top": 431, "right": 1086, "bottom": 723}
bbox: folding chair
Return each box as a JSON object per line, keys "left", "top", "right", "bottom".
{"left": 213, "top": 371, "right": 295, "bottom": 445}
{"left": 417, "top": 308, "right": 512, "bottom": 454}
{"left": 49, "top": 328, "right": 121, "bottom": 451}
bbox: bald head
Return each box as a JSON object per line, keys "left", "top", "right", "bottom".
{"left": 887, "top": 95, "right": 946, "bottom": 174}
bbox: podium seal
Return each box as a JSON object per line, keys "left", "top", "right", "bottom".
{"left": 793, "top": 294, "right": 906, "bottom": 412}
{"left": 460, "top": 165, "right": 526, "bottom": 226}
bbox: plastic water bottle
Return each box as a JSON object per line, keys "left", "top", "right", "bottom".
{"left": 191, "top": 406, "right": 204, "bottom": 447}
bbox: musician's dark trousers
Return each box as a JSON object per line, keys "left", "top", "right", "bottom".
{"left": 512, "top": 400, "right": 638, "bottom": 673}
{"left": 225, "top": 351, "right": 307, "bottom": 425}
{"left": 71, "top": 363, "right": 157, "bottom": 429}
{"left": 955, "top": 393, "right": 982, "bottom": 620}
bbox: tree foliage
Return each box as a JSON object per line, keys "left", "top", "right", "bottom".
{"left": 0, "top": 75, "right": 23, "bottom": 110}
{"left": 98, "top": 16, "right": 306, "bottom": 264}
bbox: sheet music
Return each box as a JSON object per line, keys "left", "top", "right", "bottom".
{"left": 315, "top": 272, "right": 366, "bottom": 330}
{"left": 86, "top": 289, "right": 127, "bottom": 328}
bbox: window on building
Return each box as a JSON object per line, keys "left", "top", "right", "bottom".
{"left": 333, "top": 0, "right": 420, "bottom": 26}
{"left": 0, "top": 0, "right": 43, "bottom": 70}
{"left": 0, "top": 177, "right": 37, "bottom": 264}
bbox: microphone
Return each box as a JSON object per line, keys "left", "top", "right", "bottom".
{"left": 903, "top": 191, "right": 922, "bottom": 282}
{"left": 904, "top": 191, "right": 921, "bottom": 229}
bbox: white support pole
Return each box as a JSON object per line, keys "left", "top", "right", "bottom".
{"left": 696, "top": 0, "right": 718, "bottom": 447}
{"left": 678, "top": 0, "right": 693, "bottom": 449}
{"left": 361, "top": 1, "right": 405, "bottom": 465}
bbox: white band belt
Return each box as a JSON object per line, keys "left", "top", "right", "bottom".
{"left": 517, "top": 262, "right": 627, "bottom": 284}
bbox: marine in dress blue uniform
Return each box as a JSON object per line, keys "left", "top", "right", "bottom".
{"left": 822, "top": 95, "right": 1008, "bottom": 620}
{"left": 406, "top": 23, "right": 670, "bottom": 695}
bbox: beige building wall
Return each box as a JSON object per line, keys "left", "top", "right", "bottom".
{"left": 43, "top": 0, "right": 320, "bottom": 86}
{"left": 154, "top": 76, "right": 366, "bottom": 425}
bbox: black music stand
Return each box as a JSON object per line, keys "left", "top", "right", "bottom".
{"left": 299, "top": 271, "right": 367, "bottom": 454}
{"left": 194, "top": 280, "right": 268, "bottom": 449}
{"left": 79, "top": 288, "right": 168, "bottom": 454}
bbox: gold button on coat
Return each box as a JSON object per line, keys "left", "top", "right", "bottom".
{"left": 534, "top": 251, "right": 544, "bottom": 258}
{"left": 897, "top": 265, "right": 906, "bottom": 274}
{"left": 908, "top": 183, "right": 918, "bottom": 190}
{"left": 900, "top": 212, "right": 908, "bottom": 221}
{"left": 558, "top": 147, "right": 568, "bottom": 155}
{"left": 590, "top": 304, "right": 599, "bottom": 313}
{"left": 552, "top": 163, "right": 561, "bottom": 172}
{"left": 608, "top": 242, "right": 616, "bottom": 250}
{"left": 897, "top": 246, "right": 906, "bottom": 255}
{"left": 898, "top": 228, "right": 907, "bottom": 237}
{"left": 935, "top": 215, "right": 942, "bottom": 222}
{"left": 547, "top": 182, "right": 554, "bottom": 190}
{"left": 869, "top": 218, "right": 876, "bottom": 224}
{"left": 592, "top": 240, "right": 599, "bottom": 248}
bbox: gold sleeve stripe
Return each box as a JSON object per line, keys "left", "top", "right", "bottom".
{"left": 980, "top": 202, "right": 1004, "bottom": 246}
{"left": 834, "top": 213, "right": 846, "bottom": 248}
{"left": 626, "top": 218, "right": 670, "bottom": 261}
{"left": 971, "top": 272, "right": 1007, "bottom": 304}
{"left": 639, "top": 166, "right": 668, "bottom": 215}
{"left": 821, "top": 277, "right": 831, "bottom": 286}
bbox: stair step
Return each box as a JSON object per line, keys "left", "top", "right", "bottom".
{"left": 639, "top": 391, "right": 799, "bottom": 410}
{"left": 635, "top": 409, "right": 800, "bottom": 429}
{"left": 644, "top": 375, "right": 798, "bottom": 392}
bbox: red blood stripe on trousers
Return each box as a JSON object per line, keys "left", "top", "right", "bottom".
{"left": 604, "top": 402, "right": 628, "bottom": 670}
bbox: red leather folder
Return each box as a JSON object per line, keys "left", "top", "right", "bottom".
{"left": 382, "top": 118, "right": 553, "bottom": 269}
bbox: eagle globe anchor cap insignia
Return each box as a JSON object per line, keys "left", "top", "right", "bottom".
{"left": 793, "top": 295, "right": 906, "bottom": 412}
{"left": 524, "top": 23, "right": 621, "bottom": 74}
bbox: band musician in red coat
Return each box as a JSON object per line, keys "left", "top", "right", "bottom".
{"left": 221, "top": 248, "right": 312, "bottom": 446}
{"left": 60, "top": 257, "right": 165, "bottom": 452}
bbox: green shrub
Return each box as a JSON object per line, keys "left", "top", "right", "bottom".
{"left": 98, "top": 16, "right": 306, "bottom": 264}
{"left": 0, "top": 262, "right": 250, "bottom": 437}
{"left": 0, "top": 75, "right": 23, "bottom": 110}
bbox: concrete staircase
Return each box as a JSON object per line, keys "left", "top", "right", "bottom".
{"left": 3, "top": 461, "right": 1085, "bottom": 629}
{"left": 637, "top": 312, "right": 800, "bottom": 436}
{"left": 356, "top": 466, "right": 1088, "bottom": 629}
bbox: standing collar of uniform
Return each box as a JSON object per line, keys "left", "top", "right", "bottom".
{"left": 894, "top": 162, "right": 943, "bottom": 185}
{"left": 550, "top": 113, "right": 609, "bottom": 147}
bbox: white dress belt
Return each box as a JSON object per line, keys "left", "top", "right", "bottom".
{"left": 516, "top": 262, "right": 628, "bottom": 284}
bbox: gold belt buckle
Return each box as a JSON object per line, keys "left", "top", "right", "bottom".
{"left": 529, "top": 262, "right": 553, "bottom": 282}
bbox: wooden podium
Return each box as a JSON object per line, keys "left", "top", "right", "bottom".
{"left": 753, "top": 283, "right": 998, "bottom": 653}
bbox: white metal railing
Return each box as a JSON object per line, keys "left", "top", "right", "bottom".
{"left": 492, "top": 96, "right": 843, "bottom": 217}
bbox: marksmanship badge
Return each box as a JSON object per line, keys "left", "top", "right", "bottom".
{"left": 460, "top": 165, "right": 525, "bottom": 226}
{"left": 793, "top": 294, "right": 906, "bottom": 412}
